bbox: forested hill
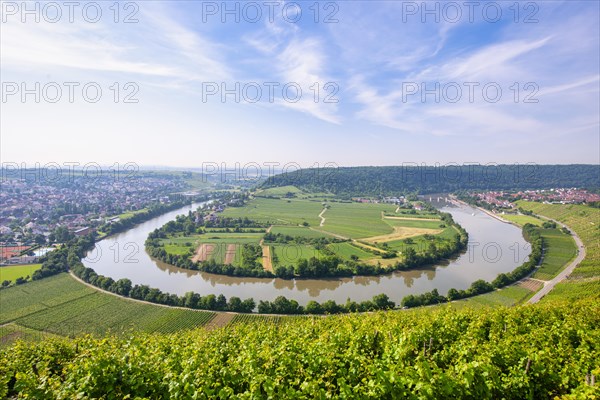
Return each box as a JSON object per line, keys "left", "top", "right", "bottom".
{"left": 261, "top": 165, "right": 600, "bottom": 195}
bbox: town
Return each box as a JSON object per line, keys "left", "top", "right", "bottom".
{"left": 0, "top": 171, "right": 192, "bottom": 264}
{"left": 467, "top": 188, "right": 600, "bottom": 209}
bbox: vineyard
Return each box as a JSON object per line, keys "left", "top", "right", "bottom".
{"left": 1, "top": 202, "right": 598, "bottom": 398}
{"left": 1, "top": 298, "right": 598, "bottom": 398}
{"left": 0, "top": 274, "right": 215, "bottom": 343}
{"left": 517, "top": 202, "right": 600, "bottom": 302}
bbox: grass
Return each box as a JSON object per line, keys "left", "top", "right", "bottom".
{"left": 0, "top": 274, "right": 215, "bottom": 338}
{"left": 320, "top": 202, "right": 397, "bottom": 238}
{"left": 449, "top": 286, "right": 534, "bottom": 309}
{"left": 533, "top": 228, "right": 577, "bottom": 280}
{"left": 517, "top": 202, "right": 599, "bottom": 280}
{"left": 0, "top": 264, "right": 42, "bottom": 282}
{"left": 541, "top": 279, "right": 600, "bottom": 302}
{"left": 328, "top": 242, "right": 373, "bottom": 260}
{"left": 255, "top": 185, "right": 304, "bottom": 197}
{"left": 269, "top": 226, "right": 333, "bottom": 238}
{"left": 222, "top": 197, "right": 323, "bottom": 226}
{"left": 516, "top": 202, "right": 599, "bottom": 302}
{"left": 384, "top": 226, "right": 457, "bottom": 253}
{"left": 118, "top": 208, "right": 149, "bottom": 220}
{"left": 161, "top": 233, "right": 263, "bottom": 265}
{"left": 501, "top": 214, "right": 544, "bottom": 226}
{"left": 383, "top": 218, "right": 446, "bottom": 229}
{"left": 272, "top": 244, "right": 323, "bottom": 265}
{"left": 176, "top": 198, "right": 462, "bottom": 266}
{"left": 386, "top": 210, "right": 440, "bottom": 218}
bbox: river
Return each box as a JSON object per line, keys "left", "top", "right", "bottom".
{"left": 83, "top": 199, "right": 531, "bottom": 305}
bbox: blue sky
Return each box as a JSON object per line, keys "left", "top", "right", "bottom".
{"left": 1, "top": 0, "right": 599, "bottom": 167}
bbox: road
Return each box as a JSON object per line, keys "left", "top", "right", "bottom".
{"left": 528, "top": 217, "right": 586, "bottom": 304}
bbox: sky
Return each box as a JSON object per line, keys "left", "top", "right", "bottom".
{"left": 1, "top": 0, "right": 599, "bottom": 169}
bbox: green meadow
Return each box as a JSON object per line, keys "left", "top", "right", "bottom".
{"left": 501, "top": 214, "right": 544, "bottom": 226}
{"left": 0, "top": 264, "right": 42, "bottom": 283}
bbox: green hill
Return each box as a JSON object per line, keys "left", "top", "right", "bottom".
{"left": 262, "top": 165, "right": 600, "bottom": 195}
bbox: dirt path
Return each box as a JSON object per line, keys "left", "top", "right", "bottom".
{"left": 204, "top": 313, "right": 235, "bottom": 330}
{"left": 192, "top": 243, "right": 215, "bottom": 262}
{"left": 259, "top": 225, "right": 273, "bottom": 246}
{"left": 528, "top": 218, "right": 586, "bottom": 304}
{"left": 224, "top": 244, "right": 237, "bottom": 265}
{"left": 364, "top": 226, "right": 442, "bottom": 243}
{"left": 318, "top": 208, "right": 327, "bottom": 227}
{"left": 262, "top": 245, "right": 273, "bottom": 272}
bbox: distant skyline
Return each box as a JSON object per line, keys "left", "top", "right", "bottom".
{"left": 1, "top": 1, "right": 599, "bottom": 166}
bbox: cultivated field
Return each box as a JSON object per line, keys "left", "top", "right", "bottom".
{"left": 533, "top": 228, "right": 577, "bottom": 280}
{"left": 0, "top": 274, "right": 215, "bottom": 344}
{"left": 449, "top": 285, "right": 537, "bottom": 309}
{"left": 222, "top": 197, "right": 323, "bottom": 226}
{"left": 517, "top": 201, "right": 600, "bottom": 301}
{"left": 165, "top": 194, "right": 459, "bottom": 271}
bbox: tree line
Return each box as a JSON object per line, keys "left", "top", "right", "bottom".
{"left": 262, "top": 165, "right": 600, "bottom": 196}
{"left": 400, "top": 223, "right": 543, "bottom": 308}
{"left": 257, "top": 293, "right": 396, "bottom": 314}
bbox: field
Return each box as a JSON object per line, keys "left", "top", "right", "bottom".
{"left": 487, "top": 209, "right": 579, "bottom": 281}
{"left": 328, "top": 242, "right": 373, "bottom": 260}
{"left": 0, "top": 274, "right": 215, "bottom": 341}
{"left": 382, "top": 217, "right": 445, "bottom": 229}
{"left": 118, "top": 207, "right": 149, "bottom": 220}
{"left": 385, "top": 210, "right": 440, "bottom": 219}
{"left": 269, "top": 226, "right": 333, "bottom": 238}
{"left": 450, "top": 285, "right": 535, "bottom": 309}
{"left": 164, "top": 233, "right": 263, "bottom": 265}
{"left": 222, "top": 197, "right": 323, "bottom": 226}
{"left": 501, "top": 214, "right": 544, "bottom": 226}
{"left": 533, "top": 228, "right": 577, "bottom": 280}
{"left": 0, "top": 264, "right": 42, "bottom": 282}
{"left": 254, "top": 185, "right": 304, "bottom": 197}
{"left": 163, "top": 197, "right": 460, "bottom": 271}
{"left": 272, "top": 244, "right": 323, "bottom": 265}
{"left": 517, "top": 202, "right": 599, "bottom": 301}
{"left": 0, "top": 323, "right": 60, "bottom": 348}
{"left": 319, "top": 202, "right": 397, "bottom": 238}
{"left": 3, "top": 298, "right": 598, "bottom": 398}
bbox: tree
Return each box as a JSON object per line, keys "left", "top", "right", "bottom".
{"left": 447, "top": 288, "right": 460, "bottom": 301}
{"left": 114, "top": 278, "right": 132, "bottom": 296}
{"left": 305, "top": 300, "right": 324, "bottom": 314}
{"left": 216, "top": 294, "right": 227, "bottom": 311}
{"left": 372, "top": 293, "right": 395, "bottom": 310}
{"left": 227, "top": 296, "right": 242, "bottom": 312}
{"left": 492, "top": 273, "right": 511, "bottom": 288}
{"left": 321, "top": 300, "right": 341, "bottom": 314}
{"left": 469, "top": 279, "right": 494, "bottom": 295}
